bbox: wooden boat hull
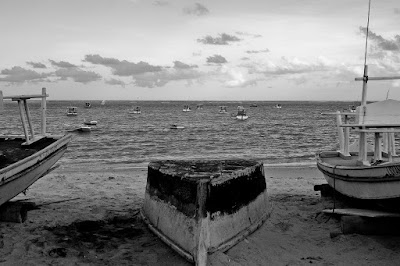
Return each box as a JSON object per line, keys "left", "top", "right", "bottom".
{"left": 316, "top": 151, "right": 400, "bottom": 199}
{"left": 0, "top": 134, "right": 72, "bottom": 206}
{"left": 236, "top": 115, "right": 248, "bottom": 120}
{"left": 141, "top": 160, "right": 270, "bottom": 264}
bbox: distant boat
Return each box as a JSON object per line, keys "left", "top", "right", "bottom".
{"left": 196, "top": 104, "right": 203, "bottom": 110}
{"left": 66, "top": 106, "right": 78, "bottom": 116}
{"left": 101, "top": 100, "right": 106, "bottom": 105}
{"left": 0, "top": 88, "right": 73, "bottom": 207}
{"left": 349, "top": 105, "right": 357, "bottom": 113}
{"left": 130, "top": 106, "right": 141, "bottom": 114}
{"left": 84, "top": 102, "right": 91, "bottom": 108}
{"left": 274, "top": 104, "right": 282, "bottom": 109}
{"left": 83, "top": 119, "right": 97, "bottom": 126}
{"left": 183, "top": 105, "right": 191, "bottom": 112}
{"left": 250, "top": 103, "right": 258, "bottom": 107}
{"left": 170, "top": 124, "right": 185, "bottom": 129}
{"left": 236, "top": 106, "right": 248, "bottom": 120}
{"left": 219, "top": 106, "right": 228, "bottom": 114}
{"left": 77, "top": 126, "right": 91, "bottom": 132}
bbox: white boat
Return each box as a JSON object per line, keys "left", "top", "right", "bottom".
{"left": 83, "top": 119, "right": 97, "bottom": 126}
{"left": 218, "top": 106, "right": 228, "bottom": 114}
{"left": 141, "top": 160, "right": 269, "bottom": 265}
{"left": 170, "top": 124, "right": 185, "bottom": 129}
{"left": 236, "top": 106, "right": 248, "bottom": 120}
{"left": 66, "top": 106, "right": 78, "bottom": 116}
{"left": 84, "top": 102, "right": 91, "bottom": 108}
{"left": 129, "top": 106, "right": 141, "bottom": 114}
{"left": 197, "top": 104, "right": 203, "bottom": 110}
{"left": 183, "top": 105, "right": 191, "bottom": 112}
{"left": 349, "top": 105, "right": 357, "bottom": 113}
{"left": 0, "top": 88, "right": 73, "bottom": 207}
{"left": 77, "top": 126, "right": 91, "bottom": 132}
{"left": 316, "top": 3, "right": 400, "bottom": 200}
{"left": 101, "top": 100, "right": 106, "bottom": 106}
{"left": 274, "top": 104, "right": 282, "bottom": 109}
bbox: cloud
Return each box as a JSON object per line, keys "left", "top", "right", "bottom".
{"left": 246, "top": 49, "right": 270, "bottom": 54}
{"left": 173, "top": 61, "right": 198, "bottom": 69}
{"left": 0, "top": 66, "right": 49, "bottom": 83}
{"left": 236, "top": 31, "right": 262, "bottom": 38}
{"left": 153, "top": 0, "right": 169, "bottom": 6}
{"left": 49, "top": 60, "right": 77, "bottom": 68}
{"left": 359, "top": 27, "right": 400, "bottom": 51}
{"left": 54, "top": 68, "right": 101, "bottom": 83}
{"left": 197, "top": 33, "right": 241, "bottom": 45}
{"left": 220, "top": 66, "right": 258, "bottom": 88}
{"left": 207, "top": 55, "right": 227, "bottom": 64}
{"left": 26, "top": 61, "right": 47, "bottom": 69}
{"left": 84, "top": 54, "right": 162, "bottom": 76}
{"left": 183, "top": 3, "right": 209, "bottom": 16}
{"left": 105, "top": 78, "right": 126, "bottom": 87}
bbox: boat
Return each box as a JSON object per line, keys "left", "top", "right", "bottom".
{"left": 77, "top": 126, "right": 91, "bottom": 132}
{"left": 141, "top": 160, "right": 269, "bottom": 265}
{"left": 170, "top": 124, "right": 185, "bottom": 129}
{"left": 274, "top": 104, "right": 282, "bottom": 109}
{"left": 236, "top": 106, "right": 248, "bottom": 120}
{"left": 0, "top": 88, "right": 73, "bottom": 207}
{"left": 183, "top": 105, "right": 191, "bottom": 112}
{"left": 66, "top": 106, "right": 78, "bottom": 116}
{"left": 129, "top": 106, "right": 141, "bottom": 114}
{"left": 101, "top": 100, "right": 106, "bottom": 106}
{"left": 83, "top": 119, "right": 97, "bottom": 126}
{"left": 218, "top": 106, "right": 228, "bottom": 114}
{"left": 196, "top": 104, "right": 203, "bottom": 110}
{"left": 84, "top": 102, "right": 91, "bottom": 108}
{"left": 316, "top": 2, "right": 400, "bottom": 200}
{"left": 250, "top": 103, "right": 258, "bottom": 107}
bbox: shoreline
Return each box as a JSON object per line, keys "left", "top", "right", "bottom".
{"left": 1, "top": 164, "right": 400, "bottom": 265}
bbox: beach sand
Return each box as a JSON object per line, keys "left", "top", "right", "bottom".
{"left": 1, "top": 164, "right": 400, "bottom": 265}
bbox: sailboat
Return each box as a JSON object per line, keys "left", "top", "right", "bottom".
{"left": 316, "top": 1, "right": 400, "bottom": 200}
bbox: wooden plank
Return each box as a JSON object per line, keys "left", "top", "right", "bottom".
{"left": 4, "top": 94, "right": 48, "bottom": 100}
{"left": 341, "top": 124, "right": 400, "bottom": 128}
{"left": 323, "top": 208, "right": 400, "bottom": 218}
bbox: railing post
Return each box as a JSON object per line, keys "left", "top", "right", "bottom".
{"left": 41, "top": 87, "right": 46, "bottom": 135}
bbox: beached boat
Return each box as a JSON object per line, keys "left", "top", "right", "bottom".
{"left": 141, "top": 160, "right": 269, "bottom": 265}
{"left": 183, "top": 105, "right": 191, "bottom": 112}
{"left": 66, "top": 106, "right": 78, "bottom": 116}
{"left": 0, "top": 88, "right": 73, "bottom": 207}
{"left": 129, "top": 106, "right": 141, "bottom": 114}
{"left": 84, "top": 102, "right": 91, "bottom": 108}
{"left": 236, "top": 106, "right": 248, "bottom": 120}
{"left": 218, "top": 106, "right": 228, "bottom": 114}
{"left": 316, "top": 3, "right": 400, "bottom": 200}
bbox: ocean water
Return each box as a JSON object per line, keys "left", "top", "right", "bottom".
{"left": 0, "top": 100, "right": 356, "bottom": 169}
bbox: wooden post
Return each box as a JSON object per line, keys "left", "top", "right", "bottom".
{"left": 336, "top": 112, "right": 345, "bottom": 153}
{"left": 195, "top": 180, "right": 209, "bottom": 266}
{"left": 343, "top": 114, "right": 350, "bottom": 156}
{"left": 357, "top": 65, "right": 368, "bottom": 165}
{"left": 23, "top": 99, "right": 35, "bottom": 140}
{"left": 0, "top": 91, "right": 3, "bottom": 111}
{"left": 17, "top": 100, "right": 30, "bottom": 143}
{"left": 374, "top": 132, "right": 382, "bottom": 161}
{"left": 41, "top": 87, "right": 46, "bottom": 135}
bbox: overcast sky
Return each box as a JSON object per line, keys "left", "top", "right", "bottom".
{"left": 0, "top": 0, "right": 399, "bottom": 101}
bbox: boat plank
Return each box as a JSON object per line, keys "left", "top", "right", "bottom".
{"left": 322, "top": 208, "right": 400, "bottom": 218}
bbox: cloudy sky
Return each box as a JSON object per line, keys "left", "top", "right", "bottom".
{"left": 1, "top": 0, "right": 399, "bottom": 101}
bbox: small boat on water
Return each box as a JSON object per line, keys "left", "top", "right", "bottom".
{"left": 83, "top": 119, "right": 97, "bottom": 126}
{"left": 316, "top": 3, "right": 400, "bottom": 200}
{"left": 196, "top": 104, "right": 203, "bottom": 110}
{"left": 129, "top": 106, "right": 141, "bottom": 114}
{"left": 170, "top": 124, "right": 185, "bottom": 129}
{"left": 250, "top": 103, "right": 258, "bottom": 107}
{"left": 141, "top": 160, "right": 269, "bottom": 265}
{"left": 66, "top": 106, "right": 78, "bottom": 116}
{"left": 101, "top": 100, "right": 106, "bottom": 106}
{"left": 183, "top": 105, "right": 191, "bottom": 112}
{"left": 349, "top": 105, "right": 357, "bottom": 113}
{"left": 218, "top": 106, "right": 228, "bottom": 114}
{"left": 77, "top": 126, "right": 91, "bottom": 132}
{"left": 236, "top": 106, "right": 248, "bottom": 120}
{"left": 0, "top": 88, "right": 73, "bottom": 207}
{"left": 84, "top": 102, "right": 91, "bottom": 108}
{"left": 274, "top": 104, "right": 282, "bottom": 109}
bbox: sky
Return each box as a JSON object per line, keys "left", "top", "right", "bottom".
{"left": 0, "top": 0, "right": 400, "bottom": 101}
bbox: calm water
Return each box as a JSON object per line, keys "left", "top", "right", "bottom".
{"left": 0, "top": 100, "right": 356, "bottom": 169}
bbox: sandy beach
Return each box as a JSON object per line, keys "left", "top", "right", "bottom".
{"left": 1, "top": 164, "right": 400, "bottom": 265}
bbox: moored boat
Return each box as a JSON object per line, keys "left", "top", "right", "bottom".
{"left": 183, "top": 105, "right": 191, "bottom": 112}
{"left": 0, "top": 88, "right": 73, "bottom": 207}
{"left": 129, "top": 106, "right": 141, "bottom": 114}
{"left": 66, "top": 106, "right": 78, "bottom": 116}
{"left": 141, "top": 160, "right": 269, "bottom": 265}
{"left": 236, "top": 106, "right": 248, "bottom": 120}
{"left": 218, "top": 106, "right": 228, "bottom": 114}
{"left": 274, "top": 104, "right": 282, "bottom": 109}
{"left": 316, "top": 2, "right": 400, "bottom": 200}
{"left": 84, "top": 102, "right": 91, "bottom": 108}
{"left": 83, "top": 119, "right": 97, "bottom": 126}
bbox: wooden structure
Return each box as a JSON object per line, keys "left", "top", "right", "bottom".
{"left": 141, "top": 160, "right": 269, "bottom": 266}
{"left": 0, "top": 88, "right": 72, "bottom": 209}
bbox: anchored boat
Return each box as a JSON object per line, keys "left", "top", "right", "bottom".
{"left": 316, "top": 1, "right": 400, "bottom": 200}
{"left": 236, "top": 106, "right": 248, "bottom": 120}
{"left": 66, "top": 106, "right": 78, "bottom": 116}
{"left": 141, "top": 159, "right": 269, "bottom": 265}
{"left": 0, "top": 88, "right": 73, "bottom": 207}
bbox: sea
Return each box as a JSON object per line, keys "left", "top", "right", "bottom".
{"left": 0, "top": 100, "right": 356, "bottom": 170}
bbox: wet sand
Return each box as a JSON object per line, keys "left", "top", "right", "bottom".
{"left": 1, "top": 165, "right": 400, "bottom": 265}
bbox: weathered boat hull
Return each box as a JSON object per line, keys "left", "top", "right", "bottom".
{"left": 141, "top": 160, "right": 269, "bottom": 265}
{"left": 0, "top": 134, "right": 72, "bottom": 206}
{"left": 316, "top": 151, "right": 400, "bottom": 199}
